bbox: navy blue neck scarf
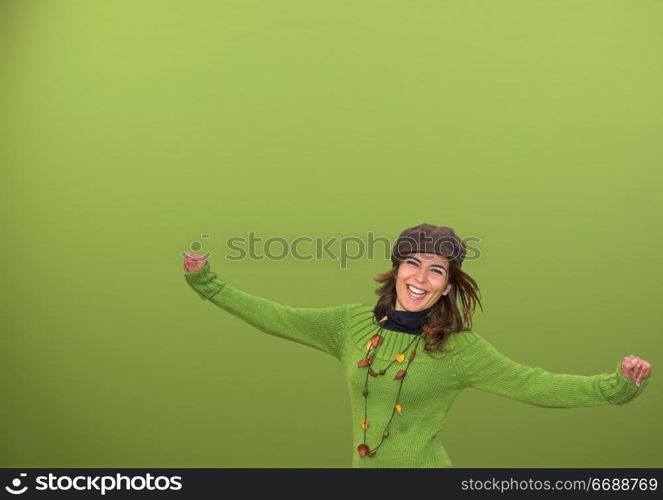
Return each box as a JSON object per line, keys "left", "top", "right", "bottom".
{"left": 376, "top": 306, "right": 433, "bottom": 335}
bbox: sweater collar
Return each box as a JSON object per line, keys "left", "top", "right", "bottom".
{"left": 376, "top": 306, "right": 433, "bottom": 335}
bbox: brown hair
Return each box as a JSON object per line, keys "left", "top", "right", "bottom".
{"left": 373, "top": 260, "right": 483, "bottom": 358}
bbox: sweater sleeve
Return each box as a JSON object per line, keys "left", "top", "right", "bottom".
{"left": 454, "top": 332, "right": 651, "bottom": 408}
{"left": 184, "top": 261, "right": 350, "bottom": 359}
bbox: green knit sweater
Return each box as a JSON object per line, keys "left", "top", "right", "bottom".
{"left": 184, "top": 262, "right": 651, "bottom": 468}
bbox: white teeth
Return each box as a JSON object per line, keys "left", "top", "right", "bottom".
{"left": 407, "top": 285, "right": 426, "bottom": 296}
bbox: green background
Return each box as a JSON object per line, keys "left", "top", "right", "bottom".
{"left": 1, "top": 0, "right": 661, "bottom": 468}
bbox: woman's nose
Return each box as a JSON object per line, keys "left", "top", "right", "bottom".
{"left": 414, "top": 268, "right": 428, "bottom": 282}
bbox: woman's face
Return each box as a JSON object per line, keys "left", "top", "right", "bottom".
{"left": 394, "top": 253, "right": 451, "bottom": 312}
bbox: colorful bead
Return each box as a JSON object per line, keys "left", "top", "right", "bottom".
{"left": 360, "top": 420, "right": 369, "bottom": 430}
{"left": 370, "top": 334, "right": 383, "bottom": 347}
{"left": 379, "top": 315, "right": 388, "bottom": 323}
{"left": 357, "top": 444, "right": 370, "bottom": 457}
{"left": 368, "top": 451, "right": 376, "bottom": 457}
{"left": 366, "top": 340, "right": 373, "bottom": 351}
{"left": 357, "top": 357, "right": 372, "bottom": 367}
{"left": 394, "top": 370, "right": 406, "bottom": 380}
{"left": 383, "top": 431, "right": 389, "bottom": 438}
{"left": 395, "top": 353, "right": 405, "bottom": 363}
{"left": 395, "top": 404, "right": 402, "bottom": 415}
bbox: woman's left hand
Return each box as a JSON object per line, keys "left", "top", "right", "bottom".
{"left": 620, "top": 356, "right": 652, "bottom": 387}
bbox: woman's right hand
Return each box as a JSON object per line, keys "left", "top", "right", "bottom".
{"left": 620, "top": 355, "right": 652, "bottom": 387}
{"left": 183, "top": 252, "right": 208, "bottom": 273}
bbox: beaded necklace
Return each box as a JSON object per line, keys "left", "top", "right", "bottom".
{"left": 356, "top": 312, "right": 427, "bottom": 458}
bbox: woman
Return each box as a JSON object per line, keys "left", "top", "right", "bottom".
{"left": 183, "top": 223, "right": 652, "bottom": 468}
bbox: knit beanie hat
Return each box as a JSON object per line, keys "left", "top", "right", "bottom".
{"left": 390, "top": 223, "right": 466, "bottom": 268}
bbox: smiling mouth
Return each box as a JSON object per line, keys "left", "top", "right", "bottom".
{"left": 406, "top": 284, "right": 428, "bottom": 300}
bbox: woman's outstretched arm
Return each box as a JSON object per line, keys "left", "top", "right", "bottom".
{"left": 453, "top": 332, "right": 652, "bottom": 408}
{"left": 184, "top": 257, "right": 351, "bottom": 359}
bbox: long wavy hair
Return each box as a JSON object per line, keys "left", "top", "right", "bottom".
{"left": 373, "top": 259, "right": 483, "bottom": 358}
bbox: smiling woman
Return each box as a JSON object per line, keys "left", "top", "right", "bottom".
{"left": 398, "top": 255, "right": 451, "bottom": 309}
{"left": 373, "top": 224, "right": 482, "bottom": 356}
{"left": 183, "top": 222, "right": 652, "bottom": 468}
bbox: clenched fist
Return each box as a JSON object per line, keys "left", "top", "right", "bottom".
{"left": 621, "top": 356, "right": 652, "bottom": 387}
{"left": 183, "top": 252, "right": 207, "bottom": 273}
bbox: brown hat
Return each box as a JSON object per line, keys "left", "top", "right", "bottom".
{"left": 391, "top": 223, "right": 466, "bottom": 268}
